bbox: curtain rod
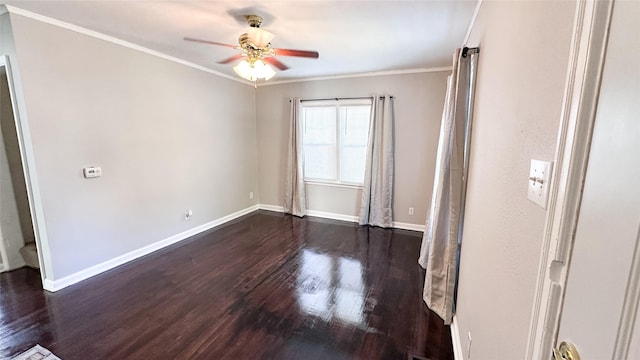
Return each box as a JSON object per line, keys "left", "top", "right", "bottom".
{"left": 462, "top": 46, "right": 480, "bottom": 58}
{"left": 290, "top": 96, "right": 394, "bottom": 103}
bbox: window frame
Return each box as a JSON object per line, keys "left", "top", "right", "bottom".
{"left": 301, "top": 99, "right": 372, "bottom": 187}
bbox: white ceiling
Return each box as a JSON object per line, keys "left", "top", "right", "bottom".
{"left": 4, "top": 1, "right": 478, "bottom": 81}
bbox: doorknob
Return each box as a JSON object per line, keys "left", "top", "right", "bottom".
{"left": 553, "top": 341, "right": 580, "bottom": 360}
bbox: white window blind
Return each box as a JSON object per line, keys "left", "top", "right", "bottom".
{"left": 302, "top": 100, "right": 372, "bottom": 185}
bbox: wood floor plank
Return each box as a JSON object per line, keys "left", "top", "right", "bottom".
{"left": 0, "top": 211, "right": 453, "bottom": 359}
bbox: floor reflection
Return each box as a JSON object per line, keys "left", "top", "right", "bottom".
{"left": 297, "top": 249, "right": 366, "bottom": 326}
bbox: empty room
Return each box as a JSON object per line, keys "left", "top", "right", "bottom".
{"left": 0, "top": 0, "right": 638, "bottom": 359}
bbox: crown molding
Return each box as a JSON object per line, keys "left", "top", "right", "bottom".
{"left": 3, "top": 5, "right": 253, "bottom": 86}
{"left": 259, "top": 67, "right": 453, "bottom": 87}
{"left": 2, "top": 5, "right": 455, "bottom": 88}
{"left": 463, "top": 0, "right": 483, "bottom": 46}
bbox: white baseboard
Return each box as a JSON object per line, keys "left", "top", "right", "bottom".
{"left": 257, "top": 204, "right": 425, "bottom": 232}
{"left": 392, "top": 221, "right": 425, "bottom": 232}
{"left": 451, "top": 315, "right": 464, "bottom": 360}
{"left": 44, "top": 204, "right": 259, "bottom": 292}
{"left": 43, "top": 204, "right": 425, "bottom": 292}
{"left": 306, "top": 210, "right": 359, "bottom": 223}
{"left": 258, "top": 204, "right": 285, "bottom": 212}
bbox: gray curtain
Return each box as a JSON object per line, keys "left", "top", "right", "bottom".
{"left": 284, "top": 98, "right": 306, "bottom": 217}
{"left": 418, "top": 48, "right": 478, "bottom": 324}
{"left": 359, "top": 95, "right": 394, "bottom": 227}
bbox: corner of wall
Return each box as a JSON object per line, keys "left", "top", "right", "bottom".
{"left": 252, "top": 79, "right": 261, "bottom": 205}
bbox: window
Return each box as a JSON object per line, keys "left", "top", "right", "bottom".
{"left": 302, "top": 100, "right": 372, "bottom": 185}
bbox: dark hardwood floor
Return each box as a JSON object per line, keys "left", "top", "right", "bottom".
{"left": 0, "top": 211, "right": 453, "bottom": 360}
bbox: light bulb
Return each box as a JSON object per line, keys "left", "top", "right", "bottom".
{"left": 233, "top": 59, "right": 277, "bottom": 81}
{"left": 233, "top": 60, "right": 256, "bottom": 81}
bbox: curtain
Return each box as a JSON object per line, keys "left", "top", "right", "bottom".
{"left": 284, "top": 98, "right": 306, "bottom": 217}
{"left": 359, "top": 95, "right": 394, "bottom": 228}
{"left": 418, "top": 48, "right": 479, "bottom": 324}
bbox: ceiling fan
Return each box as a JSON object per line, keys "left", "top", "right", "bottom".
{"left": 184, "top": 15, "right": 319, "bottom": 82}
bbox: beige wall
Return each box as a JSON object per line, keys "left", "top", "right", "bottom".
{"left": 454, "top": 1, "right": 576, "bottom": 358}
{"left": 9, "top": 14, "right": 259, "bottom": 280}
{"left": 255, "top": 72, "right": 449, "bottom": 225}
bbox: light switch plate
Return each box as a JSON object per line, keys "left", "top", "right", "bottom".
{"left": 528, "top": 159, "right": 553, "bottom": 209}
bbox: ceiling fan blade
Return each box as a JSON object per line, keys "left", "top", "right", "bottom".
{"left": 218, "top": 54, "right": 245, "bottom": 64}
{"left": 273, "top": 48, "right": 319, "bottom": 59}
{"left": 263, "top": 57, "right": 289, "bottom": 71}
{"left": 184, "top": 37, "right": 237, "bottom": 48}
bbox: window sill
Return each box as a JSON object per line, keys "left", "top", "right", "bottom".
{"left": 304, "top": 180, "right": 364, "bottom": 190}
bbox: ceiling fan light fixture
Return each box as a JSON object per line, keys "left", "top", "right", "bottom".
{"left": 233, "top": 59, "right": 276, "bottom": 81}
{"left": 185, "top": 14, "right": 318, "bottom": 81}
{"left": 233, "top": 60, "right": 253, "bottom": 80}
{"left": 247, "top": 27, "right": 275, "bottom": 47}
{"left": 254, "top": 59, "right": 277, "bottom": 80}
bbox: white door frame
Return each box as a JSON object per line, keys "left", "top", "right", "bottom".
{"left": 0, "top": 55, "right": 54, "bottom": 287}
{"left": 525, "top": 0, "right": 615, "bottom": 358}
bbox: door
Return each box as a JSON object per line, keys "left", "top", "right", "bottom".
{"left": 555, "top": 0, "right": 640, "bottom": 358}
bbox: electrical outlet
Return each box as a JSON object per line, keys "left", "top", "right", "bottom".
{"left": 83, "top": 166, "right": 102, "bottom": 178}
{"left": 467, "top": 331, "right": 472, "bottom": 359}
{"left": 409, "top": 207, "right": 414, "bottom": 215}
{"left": 184, "top": 209, "right": 193, "bottom": 220}
{"left": 249, "top": 192, "right": 254, "bottom": 200}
